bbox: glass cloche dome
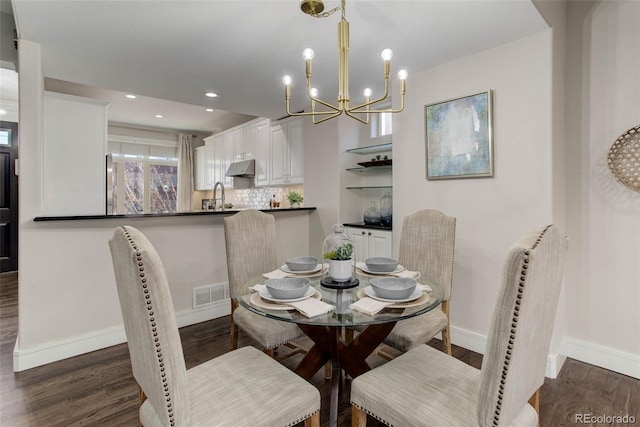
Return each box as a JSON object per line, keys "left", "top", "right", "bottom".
{"left": 321, "top": 224, "right": 358, "bottom": 288}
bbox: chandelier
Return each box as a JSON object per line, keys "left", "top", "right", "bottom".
{"left": 282, "top": 0, "right": 407, "bottom": 125}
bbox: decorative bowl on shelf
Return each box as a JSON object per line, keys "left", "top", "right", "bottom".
{"left": 357, "top": 159, "right": 392, "bottom": 168}
{"left": 369, "top": 277, "right": 417, "bottom": 300}
{"left": 265, "top": 278, "right": 311, "bottom": 299}
{"left": 364, "top": 257, "right": 399, "bottom": 273}
{"left": 286, "top": 256, "right": 319, "bottom": 271}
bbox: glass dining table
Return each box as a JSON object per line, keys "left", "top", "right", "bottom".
{"left": 238, "top": 271, "right": 444, "bottom": 427}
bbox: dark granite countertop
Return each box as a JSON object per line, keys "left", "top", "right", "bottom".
{"left": 33, "top": 207, "right": 316, "bottom": 222}
{"left": 342, "top": 222, "right": 392, "bottom": 231}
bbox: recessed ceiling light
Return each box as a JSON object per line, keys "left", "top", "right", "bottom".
{"left": 205, "top": 92, "right": 218, "bottom": 98}
{"left": 125, "top": 94, "right": 136, "bottom": 99}
{"left": 155, "top": 114, "right": 164, "bottom": 118}
{"left": 205, "top": 108, "right": 214, "bottom": 112}
{"left": 0, "top": 109, "right": 6, "bottom": 116}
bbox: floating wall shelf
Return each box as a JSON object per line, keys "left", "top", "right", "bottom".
{"left": 345, "top": 142, "right": 392, "bottom": 155}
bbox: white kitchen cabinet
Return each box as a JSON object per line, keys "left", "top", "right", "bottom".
{"left": 210, "top": 133, "right": 234, "bottom": 189}
{"left": 270, "top": 117, "right": 304, "bottom": 185}
{"left": 194, "top": 146, "right": 207, "bottom": 190}
{"left": 232, "top": 128, "right": 247, "bottom": 161}
{"left": 233, "top": 125, "right": 257, "bottom": 161}
{"left": 205, "top": 139, "right": 216, "bottom": 189}
{"left": 199, "top": 119, "right": 271, "bottom": 190}
{"left": 196, "top": 136, "right": 216, "bottom": 190}
{"left": 254, "top": 119, "right": 271, "bottom": 186}
{"left": 345, "top": 227, "right": 392, "bottom": 263}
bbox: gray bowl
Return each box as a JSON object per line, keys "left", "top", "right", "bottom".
{"left": 286, "top": 256, "right": 319, "bottom": 271}
{"left": 369, "top": 277, "right": 417, "bottom": 300}
{"left": 265, "top": 278, "right": 311, "bottom": 300}
{"left": 364, "top": 257, "right": 399, "bottom": 273}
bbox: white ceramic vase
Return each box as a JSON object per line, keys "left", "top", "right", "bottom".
{"left": 329, "top": 259, "right": 352, "bottom": 282}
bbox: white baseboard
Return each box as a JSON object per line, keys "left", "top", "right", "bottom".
{"left": 565, "top": 338, "right": 640, "bottom": 380}
{"left": 451, "top": 325, "right": 487, "bottom": 355}
{"left": 450, "top": 325, "right": 566, "bottom": 378}
{"left": 13, "top": 299, "right": 231, "bottom": 372}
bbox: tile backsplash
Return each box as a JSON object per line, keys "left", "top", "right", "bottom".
{"left": 194, "top": 184, "right": 304, "bottom": 210}
{"left": 233, "top": 185, "right": 304, "bottom": 209}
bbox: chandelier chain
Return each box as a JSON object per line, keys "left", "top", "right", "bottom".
{"left": 308, "top": 0, "right": 344, "bottom": 18}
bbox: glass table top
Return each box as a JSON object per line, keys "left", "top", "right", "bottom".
{"left": 238, "top": 273, "right": 444, "bottom": 327}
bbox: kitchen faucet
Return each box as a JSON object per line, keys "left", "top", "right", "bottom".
{"left": 212, "top": 181, "right": 225, "bottom": 211}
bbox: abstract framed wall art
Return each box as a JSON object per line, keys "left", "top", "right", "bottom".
{"left": 425, "top": 90, "right": 494, "bottom": 180}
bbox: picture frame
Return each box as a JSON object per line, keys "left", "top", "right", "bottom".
{"left": 425, "top": 90, "right": 493, "bottom": 180}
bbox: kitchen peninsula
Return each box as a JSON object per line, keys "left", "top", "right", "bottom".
{"left": 18, "top": 206, "right": 316, "bottom": 371}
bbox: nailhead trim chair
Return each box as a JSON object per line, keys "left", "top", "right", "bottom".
{"left": 224, "top": 209, "right": 307, "bottom": 359}
{"left": 109, "top": 226, "right": 320, "bottom": 426}
{"left": 350, "top": 224, "right": 567, "bottom": 427}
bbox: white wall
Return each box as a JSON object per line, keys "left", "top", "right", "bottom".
{"left": 393, "top": 30, "right": 558, "bottom": 365}
{"left": 563, "top": 0, "right": 640, "bottom": 378}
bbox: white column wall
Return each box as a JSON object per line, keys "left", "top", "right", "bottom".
{"left": 563, "top": 0, "right": 640, "bottom": 378}
{"left": 392, "top": 31, "right": 555, "bottom": 356}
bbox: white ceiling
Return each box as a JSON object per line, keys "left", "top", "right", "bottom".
{"left": 9, "top": 0, "right": 548, "bottom": 133}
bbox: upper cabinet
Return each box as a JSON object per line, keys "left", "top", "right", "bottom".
{"left": 254, "top": 119, "right": 271, "bottom": 186}
{"left": 194, "top": 146, "right": 207, "bottom": 190}
{"left": 195, "top": 117, "right": 304, "bottom": 189}
{"left": 270, "top": 117, "right": 304, "bottom": 185}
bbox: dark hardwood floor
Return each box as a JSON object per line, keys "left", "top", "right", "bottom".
{"left": 1, "top": 271, "right": 638, "bottom": 426}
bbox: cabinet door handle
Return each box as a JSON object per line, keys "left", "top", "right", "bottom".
{"left": 368, "top": 232, "right": 372, "bottom": 236}
{"left": 361, "top": 231, "right": 366, "bottom": 235}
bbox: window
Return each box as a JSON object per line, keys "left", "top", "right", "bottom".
{"left": 370, "top": 110, "right": 393, "bottom": 138}
{"left": 0, "top": 129, "right": 10, "bottom": 146}
{"left": 109, "top": 142, "right": 178, "bottom": 214}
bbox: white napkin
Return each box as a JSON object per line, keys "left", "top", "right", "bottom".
{"left": 262, "top": 269, "right": 290, "bottom": 279}
{"left": 417, "top": 283, "right": 432, "bottom": 293}
{"left": 393, "top": 269, "right": 421, "bottom": 279}
{"left": 288, "top": 298, "right": 334, "bottom": 318}
{"left": 349, "top": 297, "right": 392, "bottom": 316}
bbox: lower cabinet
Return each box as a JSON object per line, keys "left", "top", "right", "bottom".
{"left": 345, "top": 227, "right": 392, "bottom": 263}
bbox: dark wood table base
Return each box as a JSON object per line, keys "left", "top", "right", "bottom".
{"left": 295, "top": 322, "right": 398, "bottom": 427}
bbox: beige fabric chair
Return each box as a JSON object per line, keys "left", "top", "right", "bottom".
{"left": 109, "top": 226, "right": 320, "bottom": 427}
{"left": 224, "top": 209, "right": 306, "bottom": 358}
{"left": 380, "top": 209, "right": 456, "bottom": 356}
{"left": 351, "top": 224, "right": 567, "bottom": 427}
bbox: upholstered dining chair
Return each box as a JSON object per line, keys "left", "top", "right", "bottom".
{"left": 224, "top": 209, "right": 306, "bottom": 359}
{"left": 351, "top": 224, "right": 567, "bottom": 427}
{"left": 109, "top": 226, "right": 320, "bottom": 427}
{"left": 378, "top": 209, "right": 456, "bottom": 358}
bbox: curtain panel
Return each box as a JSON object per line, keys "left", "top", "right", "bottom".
{"left": 177, "top": 134, "right": 194, "bottom": 212}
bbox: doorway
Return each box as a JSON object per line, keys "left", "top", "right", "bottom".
{"left": 0, "top": 121, "right": 18, "bottom": 273}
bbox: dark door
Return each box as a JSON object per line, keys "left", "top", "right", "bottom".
{"left": 0, "top": 121, "right": 18, "bottom": 273}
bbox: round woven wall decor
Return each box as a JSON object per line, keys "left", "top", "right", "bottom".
{"left": 607, "top": 125, "right": 640, "bottom": 193}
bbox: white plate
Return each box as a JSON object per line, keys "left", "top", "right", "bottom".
{"left": 258, "top": 286, "right": 317, "bottom": 303}
{"left": 280, "top": 263, "right": 323, "bottom": 274}
{"left": 359, "top": 264, "right": 405, "bottom": 275}
{"left": 363, "top": 285, "right": 423, "bottom": 303}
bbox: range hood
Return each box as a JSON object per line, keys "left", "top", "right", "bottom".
{"left": 225, "top": 159, "right": 255, "bottom": 178}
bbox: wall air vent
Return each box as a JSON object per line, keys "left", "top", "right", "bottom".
{"left": 192, "top": 283, "right": 229, "bottom": 308}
